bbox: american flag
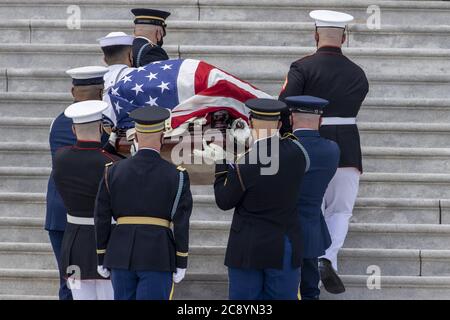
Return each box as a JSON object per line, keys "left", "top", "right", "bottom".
{"left": 104, "top": 59, "right": 271, "bottom": 130}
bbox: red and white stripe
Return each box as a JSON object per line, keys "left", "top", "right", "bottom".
{"left": 171, "top": 60, "right": 271, "bottom": 128}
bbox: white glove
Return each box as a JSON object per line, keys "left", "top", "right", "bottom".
{"left": 130, "top": 140, "right": 138, "bottom": 156}
{"left": 230, "top": 118, "right": 251, "bottom": 146}
{"left": 126, "top": 128, "right": 136, "bottom": 141}
{"left": 173, "top": 268, "right": 186, "bottom": 284}
{"left": 193, "top": 139, "right": 228, "bottom": 162}
{"left": 108, "top": 131, "right": 118, "bottom": 147}
{"left": 97, "top": 265, "right": 110, "bottom": 278}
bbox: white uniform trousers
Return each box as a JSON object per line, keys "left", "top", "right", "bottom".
{"left": 70, "top": 279, "right": 114, "bottom": 300}
{"left": 321, "top": 167, "right": 360, "bottom": 271}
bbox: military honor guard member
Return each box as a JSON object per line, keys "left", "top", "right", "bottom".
{"left": 52, "top": 100, "right": 121, "bottom": 300}
{"left": 131, "top": 8, "right": 171, "bottom": 67}
{"left": 279, "top": 10, "right": 369, "bottom": 294}
{"left": 45, "top": 65, "right": 110, "bottom": 300}
{"left": 98, "top": 32, "right": 135, "bottom": 129}
{"left": 98, "top": 31, "right": 135, "bottom": 95}
{"left": 94, "top": 106, "right": 193, "bottom": 300}
{"left": 284, "top": 96, "right": 340, "bottom": 299}
{"left": 213, "top": 98, "right": 307, "bottom": 300}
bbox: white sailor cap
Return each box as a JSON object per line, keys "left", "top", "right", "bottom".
{"left": 309, "top": 10, "right": 354, "bottom": 29}
{"left": 64, "top": 100, "right": 108, "bottom": 124}
{"left": 98, "top": 31, "right": 134, "bottom": 47}
{"left": 66, "top": 66, "right": 108, "bottom": 86}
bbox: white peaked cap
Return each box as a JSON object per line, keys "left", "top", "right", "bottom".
{"left": 64, "top": 100, "right": 108, "bottom": 124}
{"left": 309, "top": 10, "right": 354, "bottom": 29}
{"left": 66, "top": 66, "right": 109, "bottom": 80}
{"left": 98, "top": 31, "right": 134, "bottom": 47}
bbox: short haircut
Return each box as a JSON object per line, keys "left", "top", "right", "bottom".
{"left": 101, "top": 45, "right": 131, "bottom": 61}
{"left": 73, "top": 120, "right": 101, "bottom": 136}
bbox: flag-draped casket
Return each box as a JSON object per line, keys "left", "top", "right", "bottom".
{"left": 104, "top": 58, "right": 271, "bottom": 131}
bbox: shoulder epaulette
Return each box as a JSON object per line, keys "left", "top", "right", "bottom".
{"left": 177, "top": 165, "right": 186, "bottom": 172}
{"left": 281, "top": 132, "right": 298, "bottom": 141}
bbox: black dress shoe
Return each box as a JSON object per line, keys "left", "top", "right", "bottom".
{"left": 318, "top": 258, "right": 346, "bottom": 294}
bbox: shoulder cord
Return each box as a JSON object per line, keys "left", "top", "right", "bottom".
{"left": 170, "top": 171, "right": 184, "bottom": 220}
{"left": 291, "top": 139, "right": 311, "bottom": 173}
{"left": 136, "top": 43, "right": 151, "bottom": 67}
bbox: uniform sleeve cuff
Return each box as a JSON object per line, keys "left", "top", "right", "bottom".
{"left": 97, "top": 250, "right": 106, "bottom": 265}
{"left": 215, "top": 163, "right": 228, "bottom": 174}
{"left": 176, "top": 252, "right": 188, "bottom": 269}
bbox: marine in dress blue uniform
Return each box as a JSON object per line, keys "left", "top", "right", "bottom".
{"left": 45, "top": 66, "right": 110, "bottom": 300}
{"left": 131, "top": 8, "right": 170, "bottom": 67}
{"left": 52, "top": 101, "right": 120, "bottom": 300}
{"left": 94, "top": 106, "right": 193, "bottom": 300}
{"left": 284, "top": 96, "right": 340, "bottom": 300}
{"left": 213, "top": 98, "right": 308, "bottom": 300}
{"left": 278, "top": 10, "right": 369, "bottom": 294}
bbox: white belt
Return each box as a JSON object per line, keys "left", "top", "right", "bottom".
{"left": 67, "top": 214, "right": 116, "bottom": 226}
{"left": 67, "top": 214, "right": 94, "bottom": 226}
{"left": 321, "top": 117, "right": 356, "bottom": 125}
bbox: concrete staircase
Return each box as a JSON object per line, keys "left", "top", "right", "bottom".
{"left": 0, "top": 0, "right": 449, "bottom": 299}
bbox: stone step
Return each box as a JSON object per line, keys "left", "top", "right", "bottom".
{"left": 359, "top": 122, "right": 450, "bottom": 148}
{"left": 194, "top": 171, "right": 450, "bottom": 202}
{"left": 1, "top": 0, "right": 449, "bottom": 26}
{"left": 2, "top": 268, "right": 450, "bottom": 299}
{"left": 194, "top": 196, "right": 444, "bottom": 225}
{"left": 0, "top": 193, "right": 46, "bottom": 218}
{"left": 0, "top": 92, "right": 67, "bottom": 118}
{"left": 0, "top": 143, "right": 50, "bottom": 167}
{"left": 181, "top": 46, "right": 450, "bottom": 78}
{"left": 0, "top": 0, "right": 197, "bottom": 21}
{"left": 2, "top": 242, "right": 441, "bottom": 277}
{"left": 0, "top": 93, "right": 447, "bottom": 125}
{"left": 187, "top": 248, "right": 450, "bottom": 278}
{"left": 198, "top": 0, "right": 450, "bottom": 26}
{"left": 0, "top": 268, "right": 58, "bottom": 296}
{"left": 4, "top": 67, "right": 450, "bottom": 99}
{"left": 320, "top": 275, "right": 450, "bottom": 300}
{"left": 2, "top": 140, "right": 448, "bottom": 174}
{"left": 0, "top": 190, "right": 441, "bottom": 226}
{"left": 168, "top": 273, "right": 450, "bottom": 300}
{"left": 3, "top": 115, "right": 449, "bottom": 149}
{"left": 5, "top": 217, "right": 450, "bottom": 249}
{"left": 189, "top": 221, "right": 450, "bottom": 250}
{"left": 439, "top": 200, "right": 450, "bottom": 225}
{"left": 4, "top": 19, "right": 450, "bottom": 49}
{"left": 3, "top": 162, "right": 450, "bottom": 197}
{"left": 0, "top": 45, "right": 447, "bottom": 77}
{"left": 0, "top": 243, "right": 56, "bottom": 270}
{"left": 362, "top": 147, "right": 450, "bottom": 174}
{"left": 0, "top": 167, "right": 51, "bottom": 193}
{"left": 0, "top": 117, "right": 51, "bottom": 143}
{"left": 0, "top": 217, "right": 46, "bottom": 243}
{"left": 254, "top": 74, "right": 450, "bottom": 99}
{"left": 358, "top": 98, "right": 450, "bottom": 123}
{"left": 357, "top": 173, "right": 450, "bottom": 198}
{"left": 352, "top": 198, "right": 440, "bottom": 225}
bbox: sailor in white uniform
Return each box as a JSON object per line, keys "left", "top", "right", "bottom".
{"left": 98, "top": 32, "right": 135, "bottom": 127}
{"left": 98, "top": 32, "right": 135, "bottom": 92}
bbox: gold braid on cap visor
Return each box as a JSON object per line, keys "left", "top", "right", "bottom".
{"left": 135, "top": 121, "right": 166, "bottom": 133}
{"left": 135, "top": 15, "right": 166, "bottom": 22}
